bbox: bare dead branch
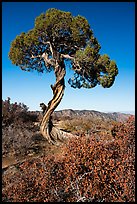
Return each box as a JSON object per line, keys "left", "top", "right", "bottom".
{"left": 31, "top": 54, "right": 42, "bottom": 59}
{"left": 61, "top": 54, "right": 74, "bottom": 60}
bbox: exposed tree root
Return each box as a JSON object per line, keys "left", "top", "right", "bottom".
{"left": 40, "top": 112, "right": 76, "bottom": 145}
{"left": 43, "top": 124, "right": 76, "bottom": 145}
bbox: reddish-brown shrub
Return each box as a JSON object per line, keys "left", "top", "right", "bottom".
{"left": 2, "top": 116, "right": 135, "bottom": 202}
{"left": 2, "top": 97, "right": 38, "bottom": 127}
{"left": 2, "top": 98, "right": 41, "bottom": 158}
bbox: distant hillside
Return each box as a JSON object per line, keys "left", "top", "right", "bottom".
{"left": 53, "top": 109, "right": 132, "bottom": 122}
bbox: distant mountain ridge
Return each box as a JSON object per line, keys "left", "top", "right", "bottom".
{"left": 54, "top": 109, "right": 133, "bottom": 122}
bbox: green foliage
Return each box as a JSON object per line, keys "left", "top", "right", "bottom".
{"left": 97, "top": 54, "right": 118, "bottom": 88}
{"left": 9, "top": 8, "right": 118, "bottom": 89}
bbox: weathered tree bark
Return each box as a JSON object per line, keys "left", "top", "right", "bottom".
{"left": 40, "top": 54, "right": 75, "bottom": 145}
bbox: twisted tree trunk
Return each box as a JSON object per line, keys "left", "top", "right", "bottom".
{"left": 40, "top": 55, "right": 75, "bottom": 145}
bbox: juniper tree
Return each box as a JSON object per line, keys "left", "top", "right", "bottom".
{"left": 9, "top": 8, "right": 118, "bottom": 144}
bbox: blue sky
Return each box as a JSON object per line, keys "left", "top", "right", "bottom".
{"left": 2, "top": 2, "right": 135, "bottom": 113}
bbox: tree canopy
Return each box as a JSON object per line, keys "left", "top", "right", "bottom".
{"left": 9, "top": 8, "right": 118, "bottom": 89}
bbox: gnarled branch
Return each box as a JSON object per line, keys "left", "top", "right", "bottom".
{"left": 42, "top": 52, "right": 55, "bottom": 67}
